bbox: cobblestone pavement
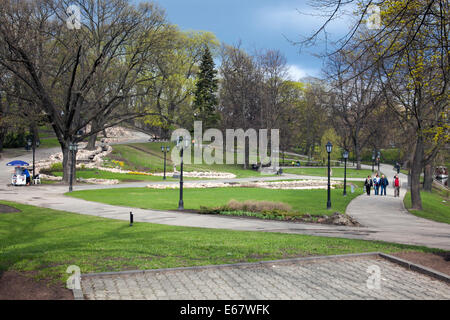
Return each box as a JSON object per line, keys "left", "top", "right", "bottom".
{"left": 81, "top": 256, "right": 450, "bottom": 300}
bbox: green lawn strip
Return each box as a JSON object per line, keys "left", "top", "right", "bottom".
{"left": 38, "top": 137, "right": 60, "bottom": 149}
{"left": 50, "top": 169, "right": 182, "bottom": 182}
{"left": 0, "top": 200, "right": 439, "bottom": 284}
{"left": 68, "top": 186, "right": 365, "bottom": 216}
{"left": 403, "top": 189, "right": 450, "bottom": 224}
{"left": 282, "top": 167, "right": 376, "bottom": 179}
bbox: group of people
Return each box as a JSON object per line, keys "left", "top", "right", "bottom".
{"left": 364, "top": 174, "right": 401, "bottom": 197}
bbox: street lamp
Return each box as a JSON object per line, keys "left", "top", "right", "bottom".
{"left": 372, "top": 150, "right": 376, "bottom": 173}
{"left": 343, "top": 150, "right": 349, "bottom": 196}
{"left": 26, "top": 135, "right": 39, "bottom": 183}
{"left": 326, "top": 141, "right": 332, "bottom": 209}
{"left": 68, "top": 141, "right": 78, "bottom": 192}
{"left": 161, "top": 145, "right": 170, "bottom": 180}
{"left": 177, "top": 137, "right": 189, "bottom": 210}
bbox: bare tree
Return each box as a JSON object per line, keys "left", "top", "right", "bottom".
{"left": 0, "top": 0, "right": 169, "bottom": 181}
{"left": 324, "top": 48, "right": 384, "bottom": 169}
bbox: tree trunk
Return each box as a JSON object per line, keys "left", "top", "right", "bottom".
{"left": 423, "top": 163, "right": 433, "bottom": 192}
{"left": 61, "top": 143, "right": 77, "bottom": 184}
{"left": 353, "top": 138, "right": 361, "bottom": 170}
{"left": 410, "top": 136, "right": 424, "bottom": 210}
{"left": 0, "top": 128, "right": 5, "bottom": 153}
{"left": 86, "top": 119, "right": 99, "bottom": 150}
{"left": 0, "top": 92, "right": 4, "bottom": 153}
{"left": 244, "top": 138, "right": 249, "bottom": 169}
{"left": 86, "top": 132, "right": 98, "bottom": 150}
{"left": 355, "top": 148, "right": 362, "bottom": 170}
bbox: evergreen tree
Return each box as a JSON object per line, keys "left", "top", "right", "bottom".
{"left": 193, "top": 47, "right": 219, "bottom": 129}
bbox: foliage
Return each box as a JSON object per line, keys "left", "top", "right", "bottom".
{"left": 137, "top": 28, "right": 219, "bottom": 135}
{"left": 3, "top": 131, "right": 26, "bottom": 148}
{"left": 193, "top": 46, "right": 220, "bottom": 129}
{"left": 319, "top": 128, "right": 342, "bottom": 162}
{"left": 282, "top": 167, "right": 375, "bottom": 178}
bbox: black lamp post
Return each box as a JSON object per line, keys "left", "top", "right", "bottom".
{"left": 326, "top": 141, "right": 332, "bottom": 209}
{"left": 177, "top": 137, "right": 189, "bottom": 210}
{"left": 343, "top": 150, "right": 349, "bottom": 196}
{"left": 372, "top": 150, "right": 376, "bottom": 173}
{"left": 161, "top": 145, "right": 170, "bottom": 180}
{"left": 26, "top": 135, "right": 39, "bottom": 183}
{"left": 68, "top": 141, "right": 78, "bottom": 192}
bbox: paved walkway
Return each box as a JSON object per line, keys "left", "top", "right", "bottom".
{"left": 0, "top": 145, "right": 449, "bottom": 250}
{"left": 81, "top": 255, "right": 450, "bottom": 300}
{"left": 346, "top": 163, "right": 450, "bottom": 250}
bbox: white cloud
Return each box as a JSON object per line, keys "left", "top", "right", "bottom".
{"left": 286, "top": 64, "right": 318, "bottom": 81}
{"left": 255, "top": 5, "right": 353, "bottom": 37}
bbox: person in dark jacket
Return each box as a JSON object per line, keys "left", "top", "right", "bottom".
{"left": 380, "top": 174, "right": 389, "bottom": 196}
{"left": 364, "top": 175, "right": 373, "bottom": 196}
{"left": 23, "top": 168, "right": 31, "bottom": 186}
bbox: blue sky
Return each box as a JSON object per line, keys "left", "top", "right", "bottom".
{"left": 155, "top": 0, "right": 354, "bottom": 80}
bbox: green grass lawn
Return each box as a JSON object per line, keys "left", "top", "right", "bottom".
{"left": 50, "top": 169, "right": 184, "bottom": 182}
{"left": 404, "top": 188, "right": 450, "bottom": 224}
{"left": 38, "top": 138, "right": 60, "bottom": 149}
{"left": 0, "top": 201, "right": 439, "bottom": 284}
{"left": 282, "top": 167, "right": 375, "bottom": 179}
{"left": 107, "top": 143, "right": 272, "bottom": 178}
{"left": 68, "top": 186, "right": 365, "bottom": 216}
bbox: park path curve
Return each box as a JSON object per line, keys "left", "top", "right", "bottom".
{"left": 346, "top": 163, "right": 450, "bottom": 250}
{"left": 0, "top": 145, "right": 449, "bottom": 250}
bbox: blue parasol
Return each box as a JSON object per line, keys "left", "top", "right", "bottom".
{"left": 6, "top": 160, "right": 30, "bottom": 166}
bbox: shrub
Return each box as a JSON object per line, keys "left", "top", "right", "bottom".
{"left": 40, "top": 162, "right": 63, "bottom": 175}
{"left": 226, "top": 199, "right": 292, "bottom": 213}
{"left": 50, "top": 162, "right": 63, "bottom": 172}
{"left": 4, "top": 131, "right": 26, "bottom": 148}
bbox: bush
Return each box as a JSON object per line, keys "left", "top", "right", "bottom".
{"left": 199, "top": 200, "right": 293, "bottom": 216}
{"left": 3, "top": 131, "right": 26, "bottom": 148}
{"left": 226, "top": 199, "right": 292, "bottom": 213}
{"left": 39, "top": 162, "right": 63, "bottom": 175}
{"left": 50, "top": 162, "right": 63, "bottom": 172}
{"left": 360, "top": 148, "right": 403, "bottom": 164}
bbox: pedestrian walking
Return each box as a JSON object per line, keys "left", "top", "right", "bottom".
{"left": 364, "top": 175, "right": 373, "bottom": 196}
{"left": 373, "top": 174, "right": 380, "bottom": 195}
{"left": 395, "top": 162, "right": 401, "bottom": 174}
{"left": 394, "top": 175, "right": 400, "bottom": 197}
{"left": 380, "top": 174, "right": 389, "bottom": 196}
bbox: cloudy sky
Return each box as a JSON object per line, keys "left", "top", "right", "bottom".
{"left": 156, "top": 0, "right": 355, "bottom": 80}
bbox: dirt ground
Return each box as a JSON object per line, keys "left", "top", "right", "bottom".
{"left": 392, "top": 251, "right": 450, "bottom": 276}
{"left": 0, "top": 271, "right": 73, "bottom": 300}
{"left": 0, "top": 204, "right": 21, "bottom": 213}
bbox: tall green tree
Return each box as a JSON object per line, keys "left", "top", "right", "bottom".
{"left": 193, "top": 46, "right": 219, "bottom": 129}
